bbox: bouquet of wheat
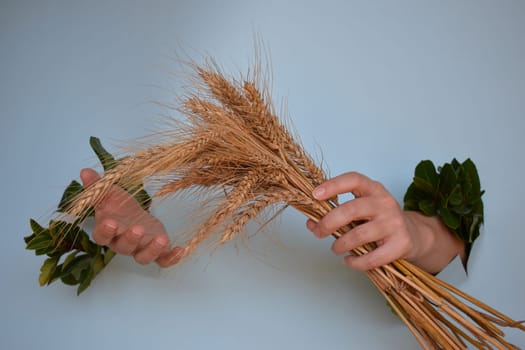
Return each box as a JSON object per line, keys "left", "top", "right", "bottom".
{"left": 57, "top": 58, "right": 523, "bottom": 349}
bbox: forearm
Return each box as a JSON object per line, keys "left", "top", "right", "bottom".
{"left": 404, "top": 211, "right": 466, "bottom": 275}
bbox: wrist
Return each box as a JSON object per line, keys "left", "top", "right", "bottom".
{"left": 403, "top": 159, "right": 483, "bottom": 270}
{"left": 404, "top": 210, "right": 465, "bottom": 274}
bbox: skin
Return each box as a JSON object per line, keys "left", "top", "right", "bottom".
{"left": 81, "top": 168, "right": 464, "bottom": 274}
{"left": 306, "top": 172, "right": 465, "bottom": 274}
{"left": 80, "top": 168, "right": 184, "bottom": 267}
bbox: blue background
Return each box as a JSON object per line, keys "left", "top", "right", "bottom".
{"left": 2, "top": 1, "right": 524, "bottom": 349}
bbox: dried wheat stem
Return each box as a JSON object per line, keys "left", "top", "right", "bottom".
{"left": 401, "top": 259, "right": 524, "bottom": 330}
{"left": 403, "top": 288, "right": 465, "bottom": 349}
{"left": 368, "top": 271, "right": 434, "bottom": 349}
{"left": 397, "top": 260, "right": 507, "bottom": 337}
{"left": 422, "top": 302, "right": 481, "bottom": 349}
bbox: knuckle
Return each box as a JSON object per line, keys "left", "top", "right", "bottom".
{"left": 364, "top": 254, "right": 379, "bottom": 270}
{"left": 399, "top": 236, "right": 414, "bottom": 257}
{"left": 332, "top": 236, "right": 347, "bottom": 255}
{"left": 352, "top": 225, "right": 366, "bottom": 244}
{"left": 381, "top": 194, "right": 399, "bottom": 209}
{"left": 370, "top": 180, "right": 382, "bottom": 189}
{"left": 347, "top": 171, "right": 363, "bottom": 179}
{"left": 363, "top": 178, "right": 379, "bottom": 192}
{"left": 152, "top": 238, "right": 169, "bottom": 253}
{"left": 388, "top": 215, "right": 406, "bottom": 231}
{"left": 317, "top": 220, "right": 331, "bottom": 236}
{"left": 346, "top": 255, "right": 366, "bottom": 271}
{"left": 93, "top": 229, "right": 109, "bottom": 244}
{"left": 343, "top": 255, "right": 356, "bottom": 269}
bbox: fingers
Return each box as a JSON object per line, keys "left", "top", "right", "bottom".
{"left": 308, "top": 197, "right": 381, "bottom": 238}
{"left": 80, "top": 168, "right": 101, "bottom": 188}
{"left": 344, "top": 239, "right": 409, "bottom": 271}
{"left": 111, "top": 225, "right": 146, "bottom": 255}
{"left": 93, "top": 218, "right": 120, "bottom": 246}
{"left": 133, "top": 235, "right": 170, "bottom": 265}
{"left": 309, "top": 216, "right": 410, "bottom": 271}
{"left": 156, "top": 246, "right": 185, "bottom": 267}
{"left": 307, "top": 171, "right": 414, "bottom": 271}
{"left": 93, "top": 219, "right": 145, "bottom": 253}
{"left": 313, "top": 171, "right": 386, "bottom": 200}
{"left": 80, "top": 168, "right": 182, "bottom": 267}
{"left": 330, "top": 221, "right": 384, "bottom": 255}
{"left": 92, "top": 219, "right": 181, "bottom": 266}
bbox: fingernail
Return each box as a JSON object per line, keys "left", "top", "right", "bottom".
{"left": 307, "top": 223, "right": 322, "bottom": 238}
{"left": 131, "top": 228, "right": 143, "bottom": 239}
{"left": 176, "top": 247, "right": 188, "bottom": 259}
{"left": 306, "top": 220, "right": 313, "bottom": 230}
{"left": 310, "top": 225, "right": 322, "bottom": 238}
{"left": 153, "top": 238, "right": 166, "bottom": 248}
{"left": 104, "top": 222, "right": 117, "bottom": 233}
{"left": 313, "top": 187, "right": 325, "bottom": 199}
{"left": 168, "top": 251, "right": 183, "bottom": 264}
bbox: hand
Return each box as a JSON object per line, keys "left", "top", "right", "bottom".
{"left": 80, "top": 168, "right": 184, "bottom": 267}
{"left": 306, "top": 172, "right": 464, "bottom": 274}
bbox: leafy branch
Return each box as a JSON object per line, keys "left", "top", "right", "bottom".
{"left": 24, "top": 137, "right": 151, "bottom": 294}
{"left": 403, "top": 158, "right": 484, "bottom": 266}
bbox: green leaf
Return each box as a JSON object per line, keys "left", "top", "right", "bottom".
{"left": 24, "top": 232, "right": 36, "bottom": 245}
{"left": 450, "top": 158, "right": 461, "bottom": 171}
{"left": 462, "top": 159, "right": 481, "bottom": 194}
{"left": 92, "top": 254, "right": 105, "bottom": 276}
{"left": 30, "top": 219, "right": 45, "bottom": 234}
{"left": 61, "top": 224, "right": 89, "bottom": 248}
{"left": 132, "top": 188, "right": 152, "bottom": 211}
{"left": 403, "top": 184, "right": 421, "bottom": 210}
{"left": 39, "top": 257, "right": 59, "bottom": 286}
{"left": 469, "top": 215, "right": 483, "bottom": 242}
{"left": 62, "top": 254, "right": 91, "bottom": 275}
{"left": 440, "top": 207, "right": 460, "bottom": 230}
{"left": 48, "top": 220, "right": 67, "bottom": 239}
{"left": 103, "top": 249, "right": 116, "bottom": 265}
{"left": 57, "top": 180, "right": 84, "bottom": 213}
{"left": 418, "top": 199, "right": 437, "bottom": 216}
{"left": 414, "top": 160, "right": 439, "bottom": 189}
{"left": 80, "top": 235, "right": 96, "bottom": 257}
{"left": 412, "top": 177, "right": 436, "bottom": 195}
{"left": 90, "top": 136, "right": 117, "bottom": 171}
{"left": 77, "top": 267, "right": 94, "bottom": 295}
{"left": 26, "top": 233, "right": 52, "bottom": 251}
{"left": 62, "top": 251, "right": 80, "bottom": 272}
{"left": 438, "top": 164, "right": 458, "bottom": 202}
{"left": 452, "top": 204, "right": 472, "bottom": 215}
{"left": 447, "top": 185, "right": 463, "bottom": 206}
{"left": 34, "top": 248, "right": 50, "bottom": 256}
{"left": 61, "top": 273, "right": 79, "bottom": 286}
{"left": 48, "top": 265, "right": 63, "bottom": 285}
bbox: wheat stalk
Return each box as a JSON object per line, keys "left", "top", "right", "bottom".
{"left": 62, "top": 58, "right": 524, "bottom": 349}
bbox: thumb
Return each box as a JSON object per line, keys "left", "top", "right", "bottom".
{"left": 80, "top": 168, "right": 101, "bottom": 188}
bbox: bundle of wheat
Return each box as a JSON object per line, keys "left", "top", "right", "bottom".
{"left": 61, "top": 58, "right": 524, "bottom": 349}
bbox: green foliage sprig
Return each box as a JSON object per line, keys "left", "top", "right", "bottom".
{"left": 403, "top": 158, "right": 484, "bottom": 266}
{"left": 24, "top": 137, "right": 152, "bottom": 294}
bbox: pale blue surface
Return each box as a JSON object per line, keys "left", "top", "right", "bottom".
{"left": 1, "top": 1, "right": 524, "bottom": 349}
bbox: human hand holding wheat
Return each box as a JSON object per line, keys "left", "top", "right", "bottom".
{"left": 80, "top": 168, "right": 183, "bottom": 267}
{"left": 306, "top": 171, "right": 465, "bottom": 274}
